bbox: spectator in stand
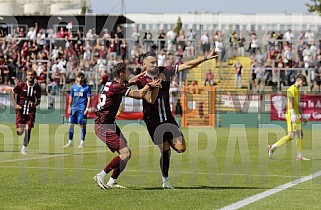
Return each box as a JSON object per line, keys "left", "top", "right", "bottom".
{"left": 229, "top": 31, "right": 238, "bottom": 57}
{"left": 157, "top": 29, "right": 166, "bottom": 50}
{"left": 18, "top": 27, "right": 26, "bottom": 38}
{"left": 83, "top": 40, "right": 92, "bottom": 61}
{"left": 131, "top": 28, "right": 140, "bottom": 47}
{"left": 284, "top": 29, "right": 294, "bottom": 44}
{"left": 157, "top": 49, "right": 166, "bottom": 66}
{"left": 276, "top": 31, "right": 284, "bottom": 51}
{"left": 26, "top": 23, "right": 37, "bottom": 40}
{"left": 116, "top": 26, "right": 124, "bottom": 56}
{"left": 305, "top": 29, "right": 314, "bottom": 45}
{"left": 120, "top": 39, "right": 127, "bottom": 61}
{"left": 237, "top": 34, "right": 246, "bottom": 57}
{"left": 57, "top": 27, "right": 65, "bottom": 39}
{"left": 37, "top": 29, "right": 46, "bottom": 50}
{"left": 215, "top": 38, "right": 225, "bottom": 67}
{"left": 176, "top": 45, "right": 184, "bottom": 59}
{"left": 314, "top": 55, "right": 321, "bottom": 92}
{"left": 204, "top": 69, "right": 215, "bottom": 86}
{"left": 186, "top": 28, "right": 196, "bottom": 57}
{"left": 37, "top": 63, "right": 47, "bottom": 95}
{"left": 0, "top": 56, "right": 9, "bottom": 84}
{"left": 107, "top": 55, "right": 117, "bottom": 80}
{"left": 302, "top": 44, "right": 312, "bottom": 69}
{"left": 283, "top": 46, "right": 293, "bottom": 67}
{"left": 249, "top": 33, "right": 259, "bottom": 55}
{"left": 109, "top": 39, "right": 117, "bottom": 59}
{"left": 166, "top": 28, "right": 177, "bottom": 53}
{"left": 255, "top": 50, "right": 264, "bottom": 67}
{"left": 143, "top": 30, "right": 153, "bottom": 51}
{"left": 176, "top": 30, "right": 186, "bottom": 53}
{"left": 97, "top": 54, "right": 107, "bottom": 75}
{"left": 234, "top": 61, "right": 242, "bottom": 88}
{"left": 51, "top": 61, "right": 60, "bottom": 95}
{"left": 310, "top": 42, "right": 317, "bottom": 62}
{"left": 57, "top": 57, "right": 67, "bottom": 90}
{"left": 255, "top": 64, "right": 265, "bottom": 93}
{"left": 200, "top": 32, "right": 210, "bottom": 57}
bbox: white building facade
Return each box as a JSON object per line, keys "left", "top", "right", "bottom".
{"left": 124, "top": 13, "right": 321, "bottom": 33}
{"left": 0, "top": 0, "right": 86, "bottom": 15}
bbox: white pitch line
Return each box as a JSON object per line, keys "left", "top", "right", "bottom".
{"left": 0, "top": 165, "right": 302, "bottom": 178}
{"left": 220, "top": 170, "right": 321, "bottom": 210}
{"left": 0, "top": 149, "right": 108, "bottom": 163}
{"left": 0, "top": 144, "right": 154, "bottom": 163}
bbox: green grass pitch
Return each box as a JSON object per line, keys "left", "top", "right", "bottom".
{"left": 1, "top": 123, "right": 321, "bottom": 209}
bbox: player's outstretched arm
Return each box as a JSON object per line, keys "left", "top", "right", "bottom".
{"left": 178, "top": 49, "right": 218, "bottom": 72}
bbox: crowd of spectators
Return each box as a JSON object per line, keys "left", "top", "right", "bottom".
{"left": 0, "top": 21, "right": 321, "bottom": 95}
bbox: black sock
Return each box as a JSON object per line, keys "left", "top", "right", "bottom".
{"left": 160, "top": 149, "right": 171, "bottom": 177}
{"left": 23, "top": 129, "right": 31, "bottom": 147}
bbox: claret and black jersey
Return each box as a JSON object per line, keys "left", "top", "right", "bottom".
{"left": 136, "top": 65, "right": 178, "bottom": 123}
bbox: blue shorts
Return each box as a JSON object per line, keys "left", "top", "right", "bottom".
{"left": 69, "top": 108, "right": 87, "bottom": 125}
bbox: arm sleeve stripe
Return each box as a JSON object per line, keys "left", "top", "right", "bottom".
{"left": 125, "top": 88, "right": 131, "bottom": 97}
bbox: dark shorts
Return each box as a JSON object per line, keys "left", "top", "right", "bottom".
{"left": 16, "top": 111, "right": 36, "bottom": 128}
{"left": 144, "top": 118, "right": 184, "bottom": 145}
{"left": 252, "top": 73, "right": 256, "bottom": 80}
{"left": 94, "top": 123, "right": 128, "bottom": 153}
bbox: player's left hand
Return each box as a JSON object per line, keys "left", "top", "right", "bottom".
{"left": 206, "top": 49, "right": 218, "bottom": 60}
{"left": 29, "top": 102, "right": 35, "bottom": 107}
{"left": 84, "top": 109, "right": 88, "bottom": 115}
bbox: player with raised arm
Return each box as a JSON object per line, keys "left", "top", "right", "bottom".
{"left": 64, "top": 72, "right": 92, "bottom": 148}
{"left": 94, "top": 62, "right": 161, "bottom": 189}
{"left": 268, "top": 74, "right": 310, "bottom": 160}
{"left": 10, "top": 69, "right": 41, "bottom": 155}
{"left": 130, "top": 50, "right": 217, "bottom": 188}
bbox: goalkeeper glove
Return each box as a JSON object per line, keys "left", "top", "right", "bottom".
{"left": 290, "top": 110, "right": 298, "bottom": 122}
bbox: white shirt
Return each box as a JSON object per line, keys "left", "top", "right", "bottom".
{"left": 157, "top": 54, "right": 166, "bottom": 66}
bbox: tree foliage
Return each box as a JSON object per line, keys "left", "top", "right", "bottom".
{"left": 174, "top": 16, "right": 182, "bottom": 34}
{"left": 81, "top": 0, "right": 87, "bottom": 15}
{"left": 306, "top": 0, "right": 321, "bottom": 15}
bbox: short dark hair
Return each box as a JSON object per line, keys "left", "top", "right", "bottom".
{"left": 112, "top": 62, "right": 127, "bottom": 78}
{"left": 143, "top": 52, "right": 157, "bottom": 60}
{"left": 296, "top": 74, "right": 306, "bottom": 83}
{"left": 77, "top": 72, "right": 85, "bottom": 78}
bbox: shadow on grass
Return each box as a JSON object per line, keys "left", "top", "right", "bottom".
{"left": 134, "top": 186, "right": 265, "bottom": 190}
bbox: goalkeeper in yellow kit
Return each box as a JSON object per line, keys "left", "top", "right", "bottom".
{"left": 268, "top": 74, "right": 310, "bottom": 160}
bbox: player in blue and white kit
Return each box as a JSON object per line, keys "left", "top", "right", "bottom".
{"left": 64, "top": 72, "right": 92, "bottom": 148}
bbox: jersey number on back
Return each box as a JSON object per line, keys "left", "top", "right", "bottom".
{"left": 97, "top": 82, "right": 111, "bottom": 110}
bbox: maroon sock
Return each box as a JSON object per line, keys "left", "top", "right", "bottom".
{"left": 104, "top": 156, "right": 127, "bottom": 178}
{"left": 111, "top": 158, "right": 127, "bottom": 179}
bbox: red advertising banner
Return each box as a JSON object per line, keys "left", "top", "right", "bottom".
{"left": 270, "top": 94, "right": 321, "bottom": 121}
{"left": 65, "top": 94, "right": 144, "bottom": 120}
